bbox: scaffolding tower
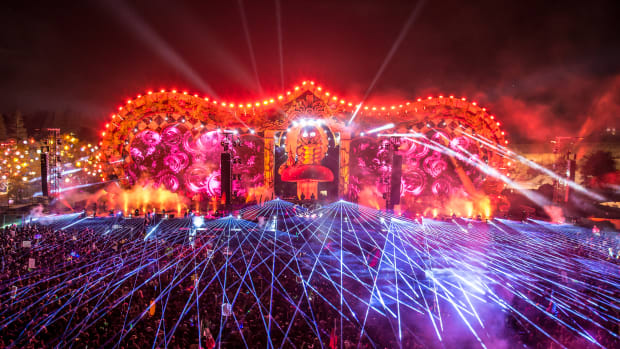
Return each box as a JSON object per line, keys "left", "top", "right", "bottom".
{"left": 43, "top": 128, "right": 62, "bottom": 197}
{"left": 551, "top": 136, "right": 581, "bottom": 204}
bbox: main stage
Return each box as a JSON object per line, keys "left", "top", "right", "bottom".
{"left": 96, "top": 81, "right": 509, "bottom": 217}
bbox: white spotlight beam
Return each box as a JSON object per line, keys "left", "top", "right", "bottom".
{"left": 366, "top": 123, "right": 395, "bottom": 134}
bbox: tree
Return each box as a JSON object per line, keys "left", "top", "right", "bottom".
{"left": 15, "top": 110, "right": 27, "bottom": 140}
{"left": 537, "top": 183, "right": 554, "bottom": 201}
{"left": 0, "top": 114, "right": 7, "bottom": 140}
{"left": 7, "top": 177, "right": 27, "bottom": 203}
{"left": 581, "top": 150, "right": 617, "bottom": 187}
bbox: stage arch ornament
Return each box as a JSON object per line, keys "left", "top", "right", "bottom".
{"left": 98, "top": 81, "right": 509, "bottom": 214}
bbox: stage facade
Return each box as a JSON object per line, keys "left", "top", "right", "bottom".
{"left": 99, "top": 81, "right": 508, "bottom": 216}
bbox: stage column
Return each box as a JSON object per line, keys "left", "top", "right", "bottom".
{"left": 263, "top": 130, "right": 276, "bottom": 197}
{"left": 338, "top": 131, "right": 351, "bottom": 199}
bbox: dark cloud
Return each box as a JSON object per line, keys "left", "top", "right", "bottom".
{"left": 0, "top": 0, "right": 619, "bottom": 142}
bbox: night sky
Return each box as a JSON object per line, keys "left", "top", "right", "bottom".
{"left": 1, "top": 0, "right": 619, "bottom": 142}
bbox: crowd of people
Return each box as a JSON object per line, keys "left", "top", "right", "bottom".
{"left": 0, "top": 216, "right": 617, "bottom": 348}
{"left": 0, "top": 222, "right": 386, "bottom": 348}
{"left": 497, "top": 231, "right": 619, "bottom": 348}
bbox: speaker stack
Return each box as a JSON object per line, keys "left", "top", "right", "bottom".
{"left": 40, "top": 153, "right": 49, "bottom": 197}
{"left": 388, "top": 154, "right": 402, "bottom": 210}
{"left": 220, "top": 152, "right": 232, "bottom": 211}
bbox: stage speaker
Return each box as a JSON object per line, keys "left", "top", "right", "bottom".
{"left": 565, "top": 155, "right": 577, "bottom": 202}
{"left": 40, "top": 153, "right": 49, "bottom": 197}
{"left": 389, "top": 154, "right": 403, "bottom": 209}
{"left": 220, "top": 152, "right": 232, "bottom": 209}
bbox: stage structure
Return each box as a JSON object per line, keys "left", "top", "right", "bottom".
{"left": 98, "top": 81, "right": 509, "bottom": 216}
{"left": 40, "top": 128, "right": 62, "bottom": 197}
